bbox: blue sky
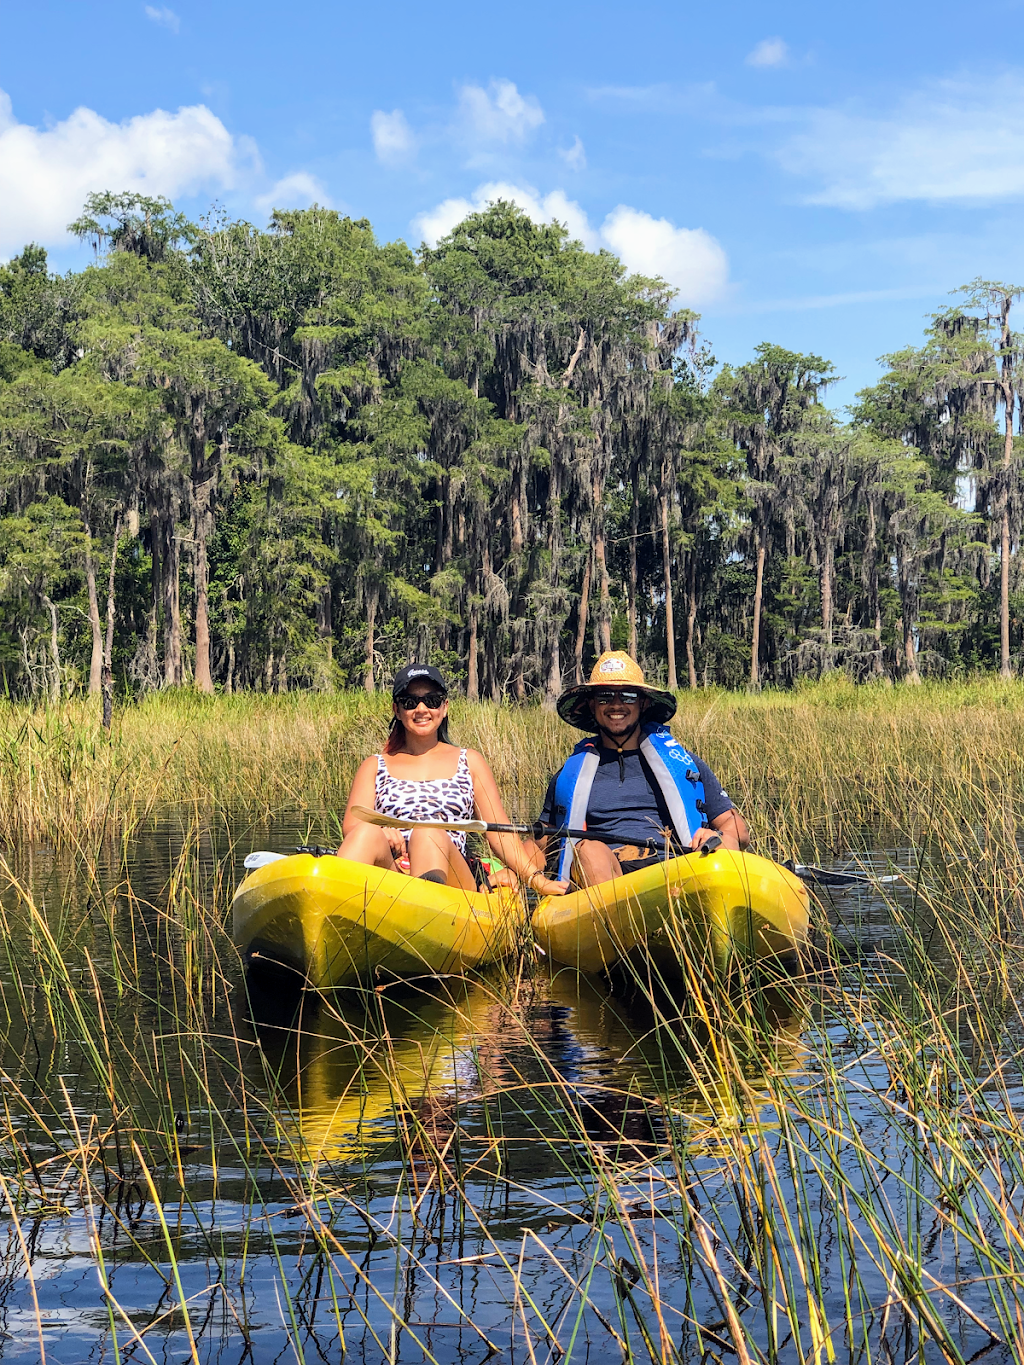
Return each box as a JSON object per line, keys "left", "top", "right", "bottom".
{"left": 3, "top": 0, "right": 1024, "bottom": 406}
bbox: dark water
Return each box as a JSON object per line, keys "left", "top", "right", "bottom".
{"left": 0, "top": 811, "right": 1018, "bottom": 1363}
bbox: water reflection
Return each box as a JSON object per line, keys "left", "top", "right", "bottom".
{"left": 256, "top": 970, "right": 807, "bottom": 1170}
{"left": 9, "top": 813, "right": 1010, "bottom": 1364}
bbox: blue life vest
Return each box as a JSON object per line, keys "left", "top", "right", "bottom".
{"left": 550, "top": 725, "right": 707, "bottom": 879}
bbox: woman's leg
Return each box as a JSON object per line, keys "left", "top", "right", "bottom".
{"left": 407, "top": 828, "right": 477, "bottom": 890}
{"left": 336, "top": 823, "right": 401, "bottom": 870}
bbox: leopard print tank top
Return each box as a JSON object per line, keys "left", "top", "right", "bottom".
{"left": 374, "top": 748, "right": 475, "bottom": 854}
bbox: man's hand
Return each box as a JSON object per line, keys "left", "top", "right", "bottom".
{"left": 692, "top": 809, "right": 748, "bottom": 852}
{"left": 690, "top": 827, "right": 726, "bottom": 851}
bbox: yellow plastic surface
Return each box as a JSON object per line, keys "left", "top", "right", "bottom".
{"left": 231, "top": 854, "right": 519, "bottom": 989}
{"left": 532, "top": 849, "right": 809, "bottom": 978}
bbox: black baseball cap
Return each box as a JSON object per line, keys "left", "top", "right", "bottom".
{"left": 391, "top": 663, "right": 448, "bottom": 697}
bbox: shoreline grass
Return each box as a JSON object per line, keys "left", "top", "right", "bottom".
{"left": 4, "top": 677, "right": 1024, "bottom": 859}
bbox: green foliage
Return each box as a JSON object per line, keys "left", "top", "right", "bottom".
{"left": 0, "top": 193, "right": 1020, "bottom": 700}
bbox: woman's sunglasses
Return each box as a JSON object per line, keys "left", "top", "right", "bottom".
{"left": 591, "top": 689, "right": 644, "bottom": 705}
{"left": 396, "top": 691, "right": 447, "bottom": 710}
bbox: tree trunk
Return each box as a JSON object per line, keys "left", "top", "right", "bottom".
{"left": 750, "top": 539, "right": 766, "bottom": 690}
{"left": 145, "top": 528, "right": 160, "bottom": 685}
{"left": 83, "top": 517, "right": 103, "bottom": 696}
{"left": 193, "top": 528, "right": 213, "bottom": 693}
{"left": 316, "top": 585, "right": 333, "bottom": 691}
{"left": 364, "top": 581, "right": 379, "bottom": 692}
{"left": 162, "top": 522, "right": 182, "bottom": 687}
{"left": 225, "top": 640, "right": 235, "bottom": 695}
{"left": 999, "top": 297, "right": 1015, "bottom": 679}
{"left": 543, "top": 443, "right": 564, "bottom": 709}
{"left": 820, "top": 537, "right": 835, "bottom": 650}
{"left": 864, "top": 498, "right": 883, "bottom": 675}
{"left": 1001, "top": 504, "right": 1012, "bottom": 678}
{"left": 660, "top": 491, "right": 677, "bottom": 690}
{"left": 101, "top": 515, "right": 121, "bottom": 730}
{"left": 545, "top": 635, "right": 561, "bottom": 709}
{"left": 627, "top": 458, "right": 639, "bottom": 657}
{"left": 999, "top": 366, "right": 1014, "bottom": 679}
{"left": 574, "top": 549, "right": 592, "bottom": 683}
{"left": 42, "top": 595, "right": 61, "bottom": 702}
{"left": 466, "top": 599, "right": 479, "bottom": 701}
{"left": 594, "top": 504, "right": 612, "bottom": 655}
{"left": 509, "top": 459, "right": 526, "bottom": 698}
{"left": 897, "top": 546, "right": 921, "bottom": 683}
{"left": 685, "top": 551, "right": 698, "bottom": 690}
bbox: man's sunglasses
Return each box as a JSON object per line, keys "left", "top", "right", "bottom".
{"left": 396, "top": 691, "right": 447, "bottom": 710}
{"left": 591, "top": 689, "right": 644, "bottom": 705}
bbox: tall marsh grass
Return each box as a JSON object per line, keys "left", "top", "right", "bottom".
{"left": 0, "top": 680, "right": 1023, "bottom": 1359}
{"left": 4, "top": 676, "right": 1024, "bottom": 855}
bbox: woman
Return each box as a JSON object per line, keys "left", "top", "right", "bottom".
{"left": 336, "top": 663, "right": 567, "bottom": 896}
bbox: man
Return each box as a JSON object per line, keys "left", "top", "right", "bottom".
{"left": 537, "top": 651, "right": 749, "bottom": 886}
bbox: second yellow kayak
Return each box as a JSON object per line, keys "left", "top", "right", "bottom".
{"left": 532, "top": 849, "right": 809, "bottom": 979}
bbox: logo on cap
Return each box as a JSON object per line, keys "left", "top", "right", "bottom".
{"left": 598, "top": 658, "right": 627, "bottom": 674}
{"left": 408, "top": 668, "right": 429, "bottom": 678}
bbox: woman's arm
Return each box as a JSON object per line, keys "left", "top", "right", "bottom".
{"left": 466, "top": 750, "right": 567, "bottom": 896}
{"left": 341, "top": 756, "right": 404, "bottom": 854}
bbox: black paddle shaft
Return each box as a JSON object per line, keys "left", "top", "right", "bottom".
{"left": 490, "top": 824, "right": 723, "bottom": 856}
{"left": 485, "top": 822, "right": 664, "bottom": 849}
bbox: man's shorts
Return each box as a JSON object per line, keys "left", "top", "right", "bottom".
{"left": 613, "top": 845, "right": 669, "bottom": 876}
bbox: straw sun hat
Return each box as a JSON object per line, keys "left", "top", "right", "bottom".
{"left": 556, "top": 651, "right": 677, "bottom": 731}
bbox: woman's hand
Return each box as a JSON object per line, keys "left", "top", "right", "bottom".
{"left": 527, "top": 872, "right": 569, "bottom": 897}
{"left": 383, "top": 827, "right": 406, "bottom": 858}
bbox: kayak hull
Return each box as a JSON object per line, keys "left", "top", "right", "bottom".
{"left": 232, "top": 854, "right": 519, "bottom": 990}
{"left": 532, "top": 850, "right": 809, "bottom": 979}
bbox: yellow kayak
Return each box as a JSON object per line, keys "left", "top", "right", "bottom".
{"left": 232, "top": 854, "right": 519, "bottom": 989}
{"left": 532, "top": 849, "right": 809, "bottom": 979}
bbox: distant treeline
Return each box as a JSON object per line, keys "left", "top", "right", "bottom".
{"left": 0, "top": 191, "right": 1021, "bottom": 702}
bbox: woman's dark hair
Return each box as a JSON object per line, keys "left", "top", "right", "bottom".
{"left": 384, "top": 711, "right": 454, "bottom": 755}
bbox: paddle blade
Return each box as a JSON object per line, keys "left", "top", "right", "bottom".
{"left": 350, "top": 804, "right": 488, "bottom": 834}
{"left": 243, "top": 851, "right": 287, "bottom": 870}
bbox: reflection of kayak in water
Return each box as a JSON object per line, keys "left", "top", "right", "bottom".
{"left": 540, "top": 972, "right": 807, "bottom": 1153}
{"left": 532, "top": 849, "right": 809, "bottom": 978}
{"left": 270, "top": 982, "right": 502, "bottom": 1163}
{"left": 232, "top": 854, "right": 518, "bottom": 989}
{"left": 271, "top": 971, "right": 805, "bottom": 1166}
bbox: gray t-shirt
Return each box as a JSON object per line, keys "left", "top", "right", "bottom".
{"left": 539, "top": 747, "right": 733, "bottom": 849}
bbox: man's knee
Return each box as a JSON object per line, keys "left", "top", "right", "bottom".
{"left": 573, "top": 839, "right": 620, "bottom": 886}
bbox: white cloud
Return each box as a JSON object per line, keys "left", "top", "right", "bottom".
{"left": 600, "top": 205, "right": 729, "bottom": 305}
{"left": 746, "top": 38, "right": 788, "bottom": 68}
{"left": 778, "top": 72, "right": 1024, "bottom": 208}
{"left": 0, "top": 89, "right": 251, "bottom": 256}
{"left": 412, "top": 195, "right": 474, "bottom": 247}
{"left": 412, "top": 183, "right": 729, "bottom": 306}
{"left": 371, "top": 108, "right": 415, "bottom": 165}
{"left": 412, "top": 182, "right": 596, "bottom": 251}
{"left": 255, "top": 172, "right": 331, "bottom": 216}
{"left": 144, "top": 5, "right": 180, "bottom": 31}
{"left": 455, "top": 79, "right": 544, "bottom": 145}
{"left": 559, "top": 136, "right": 587, "bottom": 171}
